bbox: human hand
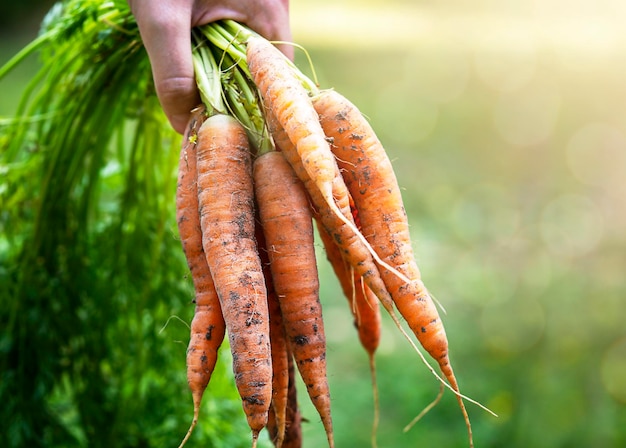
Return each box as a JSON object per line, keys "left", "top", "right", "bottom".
{"left": 129, "top": 0, "right": 292, "bottom": 134}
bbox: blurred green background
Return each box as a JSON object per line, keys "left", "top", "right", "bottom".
{"left": 2, "top": 0, "right": 626, "bottom": 447}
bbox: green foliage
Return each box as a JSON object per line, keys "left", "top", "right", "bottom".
{"left": 0, "top": 1, "right": 254, "bottom": 446}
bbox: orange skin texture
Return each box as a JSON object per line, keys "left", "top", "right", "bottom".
{"left": 176, "top": 108, "right": 226, "bottom": 440}
{"left": 253, "top": 150, "right": 334, "bottom": 448}
{"left": 316, "top": 220, "right": 380, "bottom": 356}
{"left": 257, "top": 226, "right": 290, "bottom": 448}
{"left": 265, "top": 109, "right": 397, "bottom": 322}
{"left": 267, "top": 352, "right": 303, "bottom": 448}
{"left": 313, "top": 89, "right": 472, "bottom": 443}
{"left": 196, "top": 114, "right": 271, "bottom": 439}
{"left": 246, "top": 36, "right": 335, "bottom": 207}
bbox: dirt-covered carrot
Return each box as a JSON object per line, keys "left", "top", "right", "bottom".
{"left": 196, "top": 113, "right": 271, "bottom": 447}
{"left": 176, "top": 107, "right": 227, "bottom": 448}
{"left": 263, "top": 109, "right": 388, "bottom": 308}
{"left": 268, "top": 352, "right": 303, "bottom": 448}
{"left": 283, "top": 353, "right": 303, "bottom": 448}
{"left": 314, "top": 89, "right": 496, "bottom": 446}
{"left": 245, "top": 36, "right": 407, "bottom": 286}
{"left": 316, "top": 218, "right": 381, "bottom": 447}
{"left": 246, "top": 36, "right": 336, "bottom": 209}
{"left": 253, "top": 150, "right": 334, "bottom": 447}
{"left": 257, "top": 226, "right": 290, "bottom": 448}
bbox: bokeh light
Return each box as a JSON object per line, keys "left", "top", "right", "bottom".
{"left": 403, "top": 47, "right": 471, "bottom": 104}
{"left": 601, "top": 336, "right": 626, "bottom": 403}
{"left": 492, "top": 77, "right": 561, "bottom": 147}
{"left": 539, "top": 193, "right": 605, "bottom": 258}
{"left": 480, "top": 295, "right": 546, "bottom": 354}
{"left": 474, "top": 46, "right": 537, "bottom": 93}
{"left": 373, "top": 81, "right": 439, "bottom": 146}
{"left": 566, "top": 122, "right": 626, "bottom": 192}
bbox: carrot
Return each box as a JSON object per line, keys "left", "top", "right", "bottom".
{"left": 316, "top": 218, "right": 381, "bottom": 448}
{"left": 264, "top": 108, "right": 428, "bottom": 435}
{"left": 263, "top": 108, "right": 390, "bottom": 313}
{"left": 314, "top": 89, "right": 496, "bottom": 446}
{"left": 269, "top": 352, "right": 303, "bottom": 448}
{"left": 257, "top": 225, "right": 290, "bottom": 448}
{"left": 283, "top": 353, "right": 303, "bottom": 448}
{"left": 175, "top": 107, "right": 226, "bottom": 448}
{"left": 245, "top": 36, "right": 407, "bottom": 286}
{"left": 246, "top": 36, "right": 336, "bottom": 211}
{"left": 253, "top": 150, "right": 334, "bottom": 447}
{"left": 196, "top": 113, "right": 272, "bottom": 447}
{"left": 318, "top": 199, "right": 381, "bottom": 358}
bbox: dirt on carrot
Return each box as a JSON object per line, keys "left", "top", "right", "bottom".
{"left": 314, "top": 88, "right": 482, "bottom": 445}
{"left": 253, "top": 149, "right": 334, "bottom": 448}
{"left": 176, "top": 107, "right": 227, "bottom": 448}
{"left": 196, "top": 113, "right": 272, "bottom": 446}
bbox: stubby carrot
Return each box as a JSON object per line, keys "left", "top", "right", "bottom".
{"left": 196, "top": 113, "right": 272, "bottom": 447}
{"left": 176, "top": 108, "right": 226, "bottom": 448}
{"left": 253, "top": 150, "right": 334, "bottom": 447}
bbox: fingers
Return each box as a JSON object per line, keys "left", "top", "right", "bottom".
{"left": 130, "top": 0, "right": 294, "bottom": 133}
{"left": 132, "top": 1, "right": 199, "bottom": 134}
{"left": 192, "top": 0, "right": 293, "bottom": 60}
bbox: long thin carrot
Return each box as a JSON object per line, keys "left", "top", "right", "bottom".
{"left": 316, "top": 218, "right": 381, "bottom": 448}
{"left": 257, "top": 225, "right": 290, "bottom": 448}
{"left": 246, "top": 36, "right": 335, "bottom": 208}
{"left": 282, "top": 353, "right": 303, "bottom": 448}
{"left": 196, "top": 113, "right": 272, "bottom": 447}
{"left": 314, "top": 89, "right": 496, "bottom": 446}
{"left": 245, "top": 36, "right": 408, "bottom": 287}
{"left": 175, "top": 107, "right": 226, "bottom": 448}
{"left": 263, "top": 108, "right": 390, "bottom": 312}
{"left": 266, "top": 352, "right": 303, "bottom": 448}
{"left": 264, "top": 108, "right": 424, "bottom": 430}
{"left": 253, "top": 150, "right": 334, "bottom": 447}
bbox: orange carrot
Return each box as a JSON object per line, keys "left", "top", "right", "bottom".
{"left": 268, "top": 352, "right": 303, "bottom": 448}
{"left": 196, "top": 113, "right": 272, "bottom": 447}
{"left": 316, "top": 218, "right": 381, "bottom": 448}
{"left": 257, "top": 225, "right": 290, "bottom": 448}
{"left": 263, "top": 108, "right": 394, "bottom": 316}
{"left": 246, "top": 36, "right": 335, "bottom": 211}
{"left": 176, "top": 107, "right": 226, "bottom": 448}
{"left": 283, "top": 353, "right": 303, "bottom": 448}
{"left": 314, "top": 89, "right": 489, "bottom": 446}
{"left": 253, "top": 150, "right": 334, "bottom": 447}
{"left": 245, "top": 36, "right": 406, "bottom": 286}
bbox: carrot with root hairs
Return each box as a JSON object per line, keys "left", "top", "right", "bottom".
{"left": 264, "top": 108, "right": 423, "bottom": 422}
{"left": 314, "top": 89, "right": 497, "bottom": 446}
{"left": 253, "top": 150, "right": 334, "bottom": 447}
{"left": 245, "top": 36, "right": 408, "bottom": 287}
{"left": 316, "top": 219, "right": 381, "bottom": 448}
{"left": 264, "top": 106, "right": 423, "bottom": 366}
{"left": 263, "top": 109, "right": 390, "bottom": 316}
{"left": 176, "top": 107, "right": 226, "bottom": 448}
{"left": 196, "top": 113, "right": 272, "bottom": 447}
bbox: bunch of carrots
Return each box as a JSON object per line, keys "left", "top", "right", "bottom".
{"left": 176, "top": 20, "right": 494, "bottom": 448}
